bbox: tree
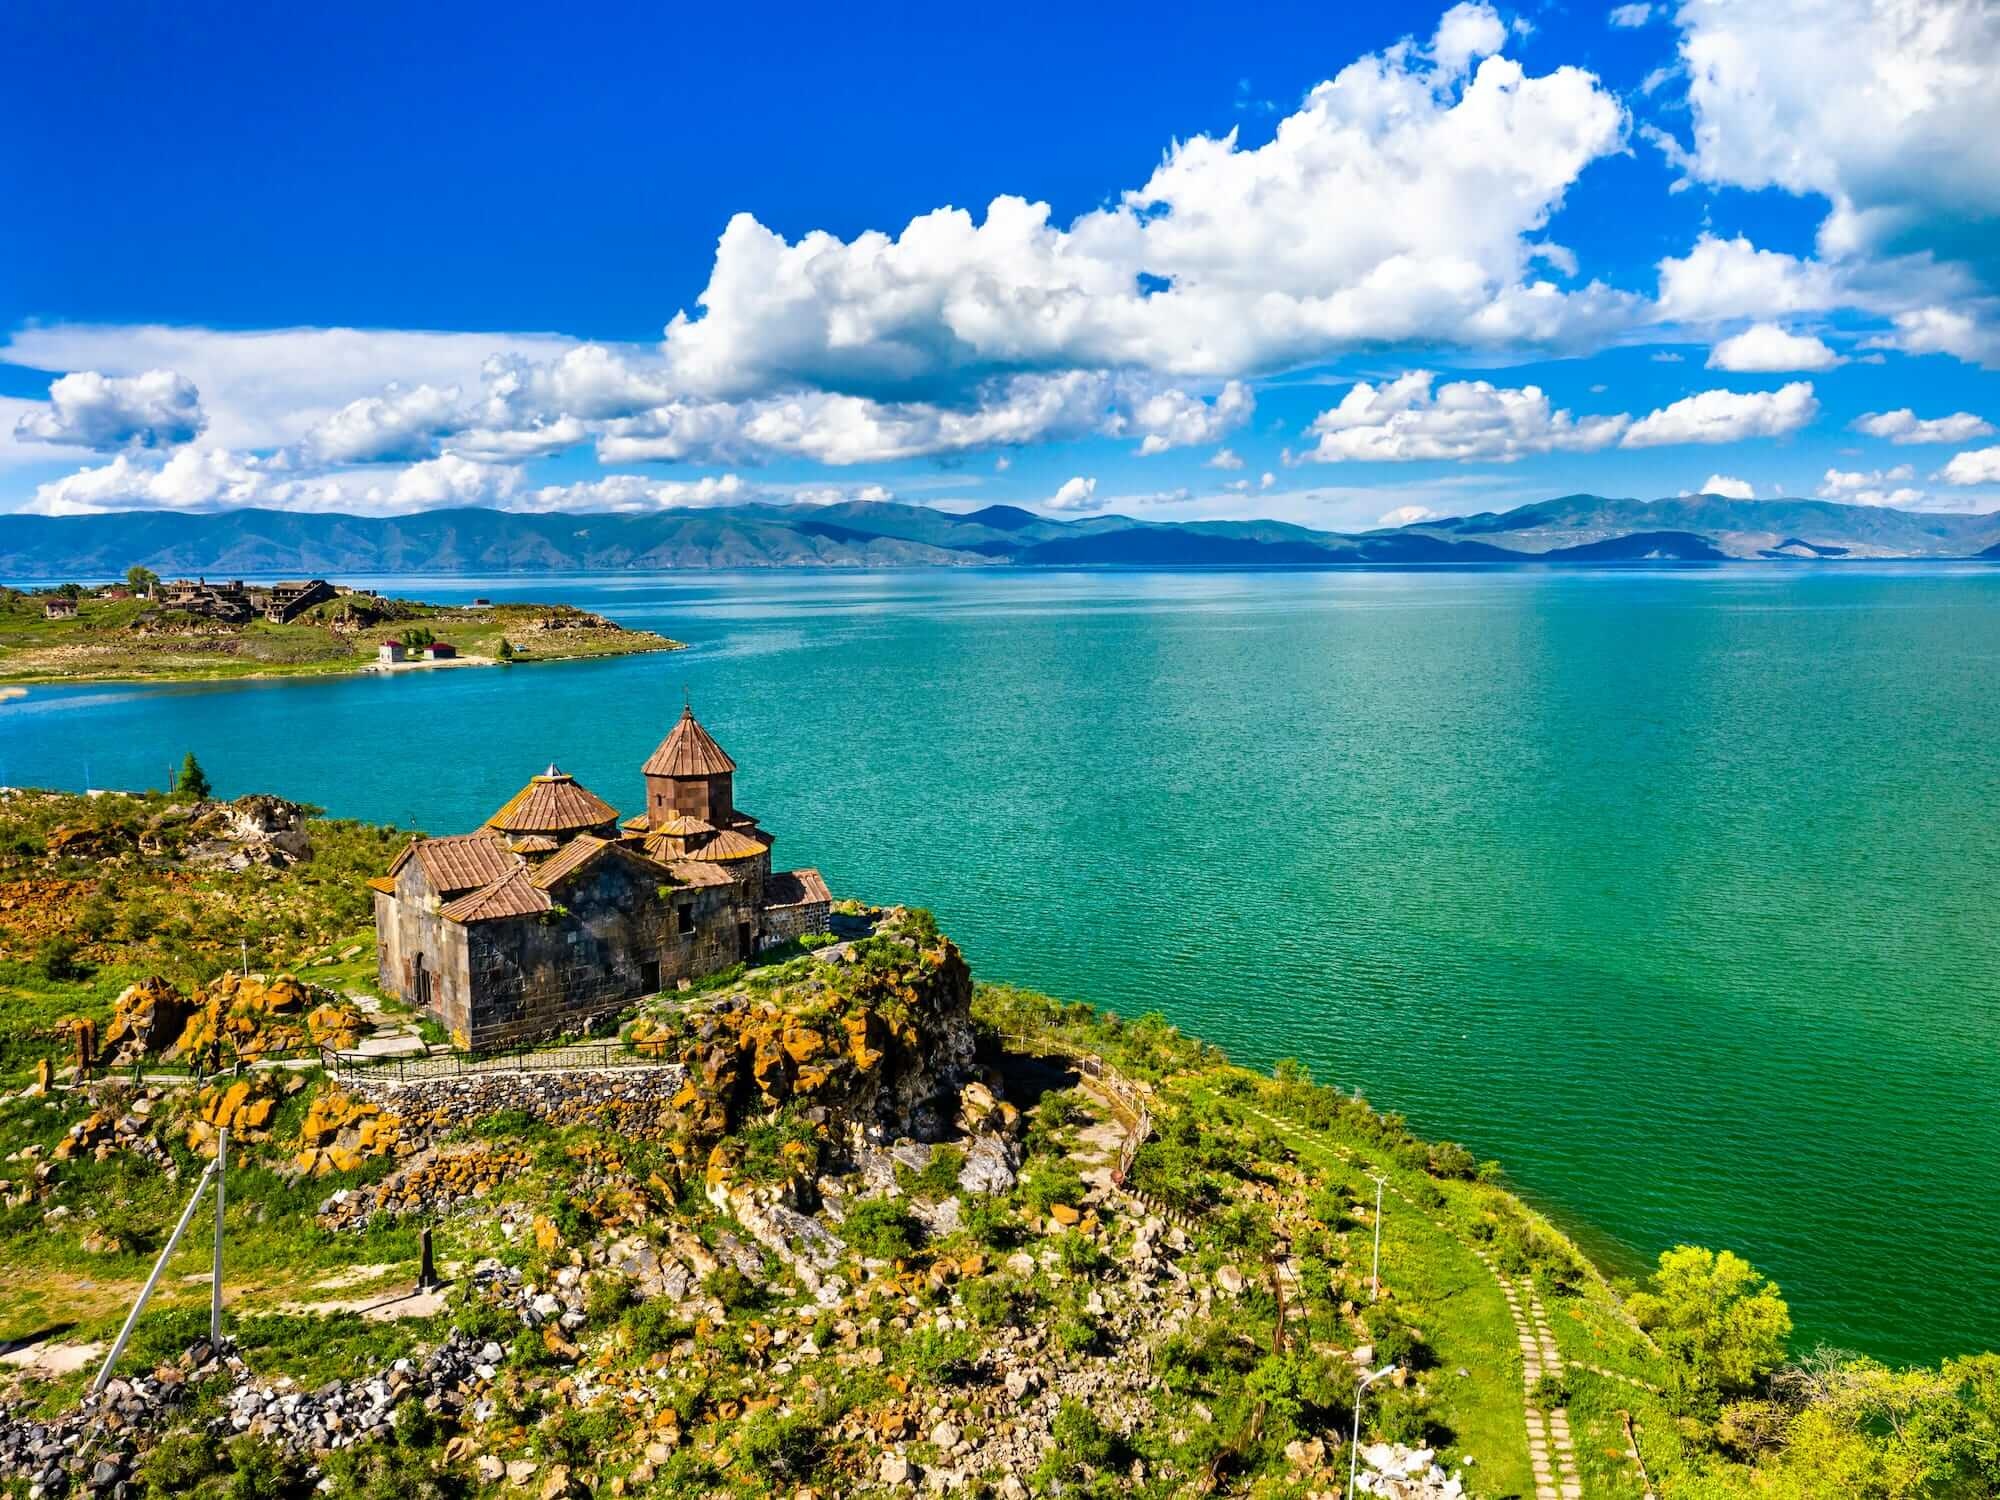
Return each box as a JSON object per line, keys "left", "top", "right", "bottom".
{"left": 497, "top": 638, "right": 515, "bottom": 662}
{"left": 125, "top": 565, "right": 159, "bottom": 595}
{"left": 173, "top": 752, "right": 213, "bottom": 801}
{"left": 1628, "top": 1245, "right": 1792, "bottom": 1409}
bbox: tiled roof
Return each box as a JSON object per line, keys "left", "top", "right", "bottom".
{"left": 651, "top": 814, "right": 717, "bottom": 836}
{"left": 486, "top": 766, "right": 619, "bottom": 835}
{"left": 684, "top": 827, "right": 769, "bottom": 862}
{"left": 642, "top": 706, "right": 736, "bottom": 777}
{"left": 441, "top": 869, "right": 554, "bottom": 924}
{"left": 390, "top": 831, "right": 521, "bottom": 897}
{"left": 505, "top": 834, "right": 558, "bottom": 855}
{"left": 665, "top": 859, "right": 734, "bottom": 888}
{"left": 530, "top": 834, "right": 669, "bottom": 892}
{"left": 765, "top": 867, "right": 831, "bottom": 907}
{"left": 620, "top": 813, "right": 652, "bottom": 833}
{"left": 365, "top": 874, "right": 397, "bottom": 894}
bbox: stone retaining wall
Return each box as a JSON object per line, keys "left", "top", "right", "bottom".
{"left": 343, "top": 1065, "right": 689, "bottom": 1138}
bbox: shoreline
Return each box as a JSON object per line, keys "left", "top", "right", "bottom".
{"left": 0, "top": 635, "right": 683, "bottom": 690}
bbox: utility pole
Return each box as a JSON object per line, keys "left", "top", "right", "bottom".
{"left": 94, "top": 1148, "right": 221, "bottom": 1395}
{"left": 1371, "top": 1176, "right": 1385, "bottom": 1303}
{"left": 210, "top": 1128, "right": 227, "bottom": 1344}
{"left": 1346, "top": 1364, "right": 1400, "bottom": 1500}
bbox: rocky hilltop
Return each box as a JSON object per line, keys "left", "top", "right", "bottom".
{"left": 0, "top": 787, "right": 1991, "bottom": 1499}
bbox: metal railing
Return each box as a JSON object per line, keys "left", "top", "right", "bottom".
{"left": 319, "top": 1038, "right": 678, "bottom": 1081}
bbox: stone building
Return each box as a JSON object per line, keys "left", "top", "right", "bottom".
{"left": 370, "top": 707, "right": 830, "bottom": 1048}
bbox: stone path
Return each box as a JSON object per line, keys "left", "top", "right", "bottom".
{"left": 1232, "top": 1097, "right": 1584, "bottom": 1500}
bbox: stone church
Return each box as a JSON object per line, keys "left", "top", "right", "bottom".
{"left": 371, "top": 706, "right": 830, "bottom": 1049}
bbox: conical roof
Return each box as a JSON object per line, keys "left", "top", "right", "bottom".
{"left": 683, "top": 827, "right": 769, "bottom": 862}
{"left": 642, "top": 706, "right": 736, "bottom": 777}
{"left": 485, "top": 764, "right": 619, "bottom": 836}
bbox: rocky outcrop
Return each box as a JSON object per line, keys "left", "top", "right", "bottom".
{"left": 102, "top": 971, "right": 364, "bottom": 1067}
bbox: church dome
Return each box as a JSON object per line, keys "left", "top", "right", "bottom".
{"left": 485, "top": 764, "right": 619, "bottom": 838}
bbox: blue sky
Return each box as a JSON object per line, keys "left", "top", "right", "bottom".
{"left": 3, "top": 0, "right": 1998, "bottom": 529}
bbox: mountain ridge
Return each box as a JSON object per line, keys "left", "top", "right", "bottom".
{"left": 5, "top": 493, "right": 2000, "bottom": 575}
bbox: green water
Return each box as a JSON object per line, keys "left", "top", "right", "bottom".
{"left": 5, "top": 566, "right": 1997, "bottom": 1363}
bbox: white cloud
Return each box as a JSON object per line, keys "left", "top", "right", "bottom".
{"left": 24, "top": 448, "right": 521, "bottom": 517}
{"left": 1654, "top": 235, "right": 1839, "bottom": 324}
{"left": 1206, "top": 447, "right": 1245, "bottom": 470}
{"left": 1130, "top": 381, "right": 1253, "bottom": 455}
{"left": 1818, "top": 464, "right": 1925, "bottom": 505}
{"left": 1698, "top": 473, "right": 1755, "bottom": 499}
{"left": 656, "top": 8, "right": 1630, "bottom": 399}
{"left": 1, "top": 324, "right": 574, "bottom": 452}
{"left": 517, "top": 473, "right": 752, "bottom": 513}
{"left": 1621, "top": 381, "right": 1818, "bottom": 447}
{"left": 1853, "top": 409, "right": 1995, "bottom": 444}
{"left": 304, "top": 383, "right": 462, "bottom": 463}
{"left": 1666, "top": 0, "right": 2000, "bottom": 270}
{"left": 1608, "top": 3, "right": 1652, "bottom": 26}
{"left": 1379, "top": 503, "right": 1441, "bottom": 525}
{"left": 1939, "top": 446, "right": 2000, "bottom": 485}
{"left": 1706, "top": 323, "right": 1843, "bottom": 372}
{"left": 1260, "top": 471, "right": 1276, "bottom": 489}
{"left": 1872, "top": 306, "right": 2000, "bottom": 367}
{"left": 13, "top": 369, "right": 205, "bottom": 451}
{"left": 1047, "top": 476, "right": 1100, "bottom": 512}
{"left": 1299, "top": 371, "right": 1630, "bottom": 462}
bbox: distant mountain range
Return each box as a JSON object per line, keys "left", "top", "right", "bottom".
{"left": 6, "top": 494, "right": 2000, "bottom": 576}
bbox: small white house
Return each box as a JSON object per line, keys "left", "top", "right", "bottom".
{"left": 377, "top": 639, "right": 407, "bottom": 664}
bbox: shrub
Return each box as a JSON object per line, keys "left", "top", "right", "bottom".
{"left": 1427, "top": 1142, "right": 1478, "bottom": 1180}
{"left": 703, "top": 1267, "right": 765, "bottom": 1312}
{"left": 960, "top": 1276, "right": 1025, "bottom": 1329}
{"left": 840, "top": 1197, "right": 918, "bottom": 1260}
{"left": 1020, "top": 1160, "right": 1087, "bottom": 1218}
{"left": 35, "top": 934, "right": 86, "bottom": 982}
{"left": 899, "top": 1326, "right": 979, "bottom": 1383}
{"left": 736, "top": 1410, "right": 824, "bottom": 1483}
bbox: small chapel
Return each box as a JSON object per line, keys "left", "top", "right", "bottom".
{"left": 371, "top": 706, "right": 830, "bottom": 1049}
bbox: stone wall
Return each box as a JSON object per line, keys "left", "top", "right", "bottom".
{"left": 459, "top": 863, "right": 751, "bottom": 1050}
{"left": 760, "top": 897, "right": 830, "bottom": 949}
{"left": 340, "top": 1065, "right": 689, "bottom": 1138}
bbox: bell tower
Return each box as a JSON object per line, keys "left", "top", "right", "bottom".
{"left": 640, "top": 705, "right": 737, "bottom": 827}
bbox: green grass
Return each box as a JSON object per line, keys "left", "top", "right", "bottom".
{"left": 0, "top": 589, "right": 680, "bottom": 685}
{"left": 1185, "top": 1076, "right": 1537, "bottom": 1498}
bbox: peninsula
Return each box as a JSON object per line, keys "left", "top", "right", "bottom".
{"left": 0, "top": 573, "right": 680, "bottom": 685}
{"left": 0, "top": 768, "right": 1993, "bottom": 1498}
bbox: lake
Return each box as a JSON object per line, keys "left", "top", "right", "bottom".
{"left": 4, "top": 565, "right": 1997, "bottom": 1364}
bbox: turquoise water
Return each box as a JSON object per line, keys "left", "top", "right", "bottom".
{"left": 5, "top": 566, "right": 1998, "bottom": 1364}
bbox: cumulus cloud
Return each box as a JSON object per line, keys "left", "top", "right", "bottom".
{"left": 25, "top": 448, "right": 521, "bottom": 517}
{"left": 1939, "top": 447, "right": 2000, "bottom": 485}
{"left": 304, "top": 383, "right": 463, "bottom": 463}
{"left": 1048, "top": 476, "right": 1100, "bottom": 512}
{"left": 1706, "top": 324, "right": 1843, "bottom": 372}
{"left": 1817, "top": 464, "right": 1924, "bottom": 506}
{"left": 1206, "top": 448, "right": 1245, "bottom": 470}
{"left": 1621, "top": 381, "right": 1818, "bottom": 447}
{"left": 1853, "top": 408, "right": 1995, "bottom": 444}
{"left": 1608, "top": 4, "right": 1652, "bottom": 26}
{"left": 1698, "top": 473, "right": 1755, "bottom": 499}
{"left": 1379, "top": 503, "right": 1442, "bottom": 525}
{"left": 656, "top": 7, "right": 1630, "bottom": 400}
{"left": 14, "top": 370, "right": 205, "bottom": 451}
{"left": 1665, "top": 0, "right": 2000, "bottom": 271}
{"left": 516, "top": 473, "right": 753, "bottom": 513}
{"left": 1872, "top": 306, "right": 2000, "bottom": 367}
{"left": 1654, "top": 235, "right": 1839, "bottom": 324}
{"left": 1298, "top": 371, "right": 1629, "bottom": 462}
{"left": 1, "top": 324, "right": 573, "bottom": 452}
{"left": 1130, "top": 382, "right": 1253, "bottom": 455}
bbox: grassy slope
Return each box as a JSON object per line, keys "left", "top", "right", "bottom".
{"left": 0, "top": 591, "right": 679, "bottom": 684}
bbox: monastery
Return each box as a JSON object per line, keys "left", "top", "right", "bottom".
{"left": 371, "top": 706, "right": 829, "bottom": 1048}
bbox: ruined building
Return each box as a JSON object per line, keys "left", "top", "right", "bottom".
{"left": 371, "top": 707, "right": 830, "bottom": 1048}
